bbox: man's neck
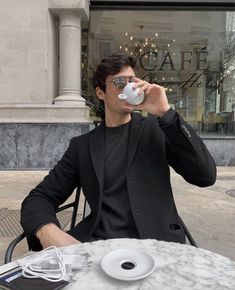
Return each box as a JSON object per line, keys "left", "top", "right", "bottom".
{"left": 105, "top": 113, "right": 131, "bottom": 128}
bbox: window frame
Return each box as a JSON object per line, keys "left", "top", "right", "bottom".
{"left": 90, "top": 0, "right": 235, "bottom": 11}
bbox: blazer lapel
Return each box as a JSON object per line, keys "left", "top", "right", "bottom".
{"left": 127, "top": 113, "right": 145, "bottom": 169}
{"left": 89, "top": 122, "right": 105, "bottom": 192}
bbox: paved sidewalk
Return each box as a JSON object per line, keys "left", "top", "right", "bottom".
{"left": 0, "top": 167, "right": 234, "bottom": 265}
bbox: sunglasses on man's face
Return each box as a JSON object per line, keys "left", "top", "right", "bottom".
{"left": 110, "top": 76, "right": 135, "bottom": 89}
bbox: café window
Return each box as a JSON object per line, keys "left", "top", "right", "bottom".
{"left": 82, "top": 10, "right": 235, "bottom": 135}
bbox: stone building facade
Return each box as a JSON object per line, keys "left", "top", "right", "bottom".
{"left": 0, "top": 0, "right": 235, "bottom": 168}
{"left": 0, "top": 0, "right": 92, "bottom": 169}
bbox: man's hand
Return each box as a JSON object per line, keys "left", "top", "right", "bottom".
{"left": 36, "top": 223, "right": 80, "bottom": 249}
{"left": 132, "top": 77, "right": 170, "bottom": 117}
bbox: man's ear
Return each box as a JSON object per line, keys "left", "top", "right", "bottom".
{"left": 95, "top": 87, "right": 105, "bottom": 100}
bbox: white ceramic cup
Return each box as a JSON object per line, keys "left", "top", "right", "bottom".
{"left": 118, "top": 82, "right": 144, "bottom": 105}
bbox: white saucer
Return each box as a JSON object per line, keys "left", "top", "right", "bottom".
{"left": 101, "top": 248, "right": 156, "bottom": 281}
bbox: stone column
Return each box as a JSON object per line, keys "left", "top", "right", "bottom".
{"left": 54, "top": 11, "right": 85, "bottom": 105}
{"left": 49, "top": 0, "right": 89, "bottom": 106}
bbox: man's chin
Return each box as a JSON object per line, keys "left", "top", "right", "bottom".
{"left": 123, "top": 106, "right": 134, "bottom": 114}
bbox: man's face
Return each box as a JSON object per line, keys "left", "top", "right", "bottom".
{"left": 96, "top": 66, "right": 136, "bottom": 116}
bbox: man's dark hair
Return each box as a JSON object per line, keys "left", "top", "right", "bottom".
{"left": 92, "top": 53, "right": 136, "bottom": 92}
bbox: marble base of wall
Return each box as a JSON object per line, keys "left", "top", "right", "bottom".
{"left": 0, "top": 123, "right": 94, "bottom": 169}
{"left": 0, "top": 104, "right": 91, "bottom": 123}
{"left": 0, "top": 122, "right": 234, "bottom": 168}
{"left": 203, "top": 137, "right": 235, "bottom": 166}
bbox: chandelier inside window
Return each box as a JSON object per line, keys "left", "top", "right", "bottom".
{"left": 119, "top": 25, "right": 175, "bottom": 58}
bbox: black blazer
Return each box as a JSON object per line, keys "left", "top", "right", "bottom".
{"left": 21, "top": 110, "right": 216, "bottom": 250}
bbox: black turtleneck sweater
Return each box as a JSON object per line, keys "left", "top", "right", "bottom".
{"left": 91, "top": 121, "right": 139, "bottom": 240}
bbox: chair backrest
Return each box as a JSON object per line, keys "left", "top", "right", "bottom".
{"left": 4, "top": 187, "right": 83, "bottom": 264}
{"left": 178, "top": 216, "right": 197, "bottom": 247}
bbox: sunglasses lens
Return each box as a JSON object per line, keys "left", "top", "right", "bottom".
{"left": 113, "top": 76, "right": 134, "bottom": 89}
{"left": 113, "top": 77, "right": 126, "bottom": 89}
{"left": 116, "top": 82, "right": 126, "bottom": 89}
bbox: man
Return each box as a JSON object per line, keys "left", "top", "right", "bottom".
{"left": 21, "top": 54, "right": 216, "bottom": 251}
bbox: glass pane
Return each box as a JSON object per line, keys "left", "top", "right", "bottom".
{"left": 82, "top": 11, "right": 235, "bottom": 135}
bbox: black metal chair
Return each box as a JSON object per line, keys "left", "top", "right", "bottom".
{"left": 4, "top": 187, "right": 86, "bottom": 264}
{"left": 4, "top": 191, "right": 197, "bottom": 264}
{"left": 178, "top": 216, "right": 197, "bottom": 247}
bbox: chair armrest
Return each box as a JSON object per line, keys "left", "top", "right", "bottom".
{"left": 4, "top": 233, "right": 26, "bottom": 264}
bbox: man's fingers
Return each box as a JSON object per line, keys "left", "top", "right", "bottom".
{"left": 138, "top": 83, "right": 151, "bottom": 95}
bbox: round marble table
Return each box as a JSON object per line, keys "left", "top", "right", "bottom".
{"left": 1, "top": 238, "right": 234, "bottom": 289}
{"left": 59, "top": 238, "right": 235, "bottom": 290}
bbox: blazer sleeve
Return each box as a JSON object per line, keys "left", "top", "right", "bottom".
{"left": 159, "top": 109, "right": 217, "bottom": 187}
{"left": 20, "top": 137, "right": 80, "bottom": 250}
